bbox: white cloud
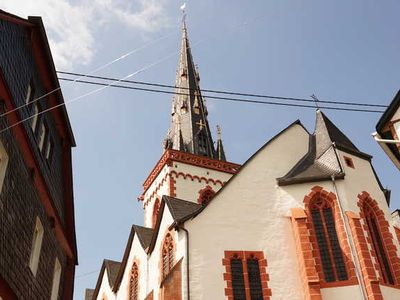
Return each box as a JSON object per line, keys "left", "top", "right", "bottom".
{"left": 0, "top": 0, "right": 172, "bottom": 69}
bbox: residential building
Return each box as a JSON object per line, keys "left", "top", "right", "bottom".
{"left": 0, "top": 10, "right": 77, "bottom": 299}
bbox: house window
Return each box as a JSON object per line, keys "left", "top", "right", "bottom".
{"left": 223, "top": 251, "right": 271, "bottom": 300}
{"left": 310, "top": 197, "right": 348, "bottom": 282}
{"left": 161, "top": 233, "right": 174, "bottom": 278}
{"left": 25, "top": 81, "right": 35, "bottom": 105}
{"left": 363, "top": 203, "right": 394, "bottom": 285}
{"left": 29, "top": 217, "right": 44, "bottom": 276}
{"left": 37, "top": 122, "right": 47, "bottom": 151}
{"left": 50, "top": 258, "right": 62, "bottom": 300}
{"left": 44, "top": 136, "right": 54, "bottom": 162}
{"left": 129, "top": 263, "right": 139, "bottom": 300}
{"left": 31, "top": 102, "right": 39, "bottom": 132}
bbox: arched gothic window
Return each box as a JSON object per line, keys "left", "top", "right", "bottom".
{"left": 362, "top": 203, "right": 394, "bottom": 285}
{"left": 152, "top": 199, "right": 160, "bottom": 228}
{"left": 129, "top": 263, "right": 139, "bottom": 300}
{"left": 161, "top": 233, "right": 174, "bottom": 278}
{"left": 198, "top": 186, "right": 215, "bottom": 205}
{"left": 309, "top": 197, "right": 348, "bottom": 282}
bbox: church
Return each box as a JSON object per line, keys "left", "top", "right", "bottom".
{"left": 86, "top": 19, "right": 400, "bottom": 300}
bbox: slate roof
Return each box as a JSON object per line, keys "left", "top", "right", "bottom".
{"left": 105, "top": 259, "right": 121, "bottom": 288}
{"left": 163, "top": 195, "right": 202, "bottom": 223}
{"left": 133, "top": 225, "right": 154, "bottom": 250}
{"left": 278, "top": 110, "right": 370, "bottom": 186}
{"left": 163, "top": 20, "right": 224, "bottom": 160}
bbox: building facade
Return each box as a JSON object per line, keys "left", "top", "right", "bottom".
{"left": 0, "top": 10, "right": 77, "bottom": 299}
{"left": 88, "top": 20, "right": 400, "bottom": 300}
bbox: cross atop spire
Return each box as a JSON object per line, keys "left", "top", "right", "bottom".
{"left": 163, "top": 13, "right": 226, "bottom": 161}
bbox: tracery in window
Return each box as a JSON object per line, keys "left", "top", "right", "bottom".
{"left": 129, "top": 262, "right": 139, "bottom": 300}
{"left": 161, "top": 233, "right": 174, "bottom": 278}
{"left": 310, "top": 197, "right": 348, "bottom": 282}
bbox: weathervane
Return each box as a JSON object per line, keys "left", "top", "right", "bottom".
{"left": 180, "top": 3, "right": 187, "bottom": 22}
{"left": 311, "top": 94, "right": 320, "bottom": 109}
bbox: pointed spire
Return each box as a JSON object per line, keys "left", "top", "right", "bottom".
{"left": 164, "top": 12, "right": 220, "bottom": 159}
{"left": 315, "top": 110, "right": 360, "bottom": 157}
{"left": 216, "top": 125, "right": 226, "bottom": 161}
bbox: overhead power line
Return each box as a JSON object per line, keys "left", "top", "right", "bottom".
{"left": 57, "top": 71, "right": 387, "bottom": 109}
{"left": 57, "top": 77, "right": 385, "bottom": 114}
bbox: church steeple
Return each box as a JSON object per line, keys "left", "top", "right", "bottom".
{"left": 164, "top": 17, "right": 226, "bottom": 161}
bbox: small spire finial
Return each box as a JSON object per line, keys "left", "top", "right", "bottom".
{"left": 311, "top": 94, "right": 320, "bottom": 110}
{"left": 216, "top": 125, "right": 222, "bottom": 140}
{"left": 180, "top": 3, "right": 187, "bottom": 23}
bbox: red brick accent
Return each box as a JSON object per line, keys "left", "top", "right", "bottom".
{"left": 303, "top": 186, "right": 358, "bottom": 286}
{"left": 222, "top": 250, "right": 271, "bottom": 300}
{"left": 394, "top": 227, "right": 400, "bottom": 245}
{"left": 160, "top": 259, "right": 183, "bottom": 300}
{"left": 197, "top": 185, "right": 216, "bottom": 205}
{"left": 291, "top": 208, "right": 322, "bottom": 300}
{"left": 346, "top": 211, "right": 383, "bottom": 300}
{"left": 169, "top": 173, "right": 176, "bottom": 197}
{"left": 142, "top": 150, "right": 240, "bottom": 194}
{"left": 152, "top": 198, "right": 160, "bottom": 228}
{"left": 0, "top": 275, "right": 17, "bottom": 300}
{"left": 357, "top": 192, "right": 400, "bottom": 288}
{"left": 144, "top": 290, "right": 153, "bottom": 300}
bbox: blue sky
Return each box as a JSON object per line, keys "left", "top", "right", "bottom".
{"left": 1, "top": 0, "right": 400, "bottom": 298}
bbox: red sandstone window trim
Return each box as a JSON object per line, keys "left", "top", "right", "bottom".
{"left": 343, "top": 156, "right": 355, "bottom": 169}
{"left": 222, "top": 250, "right": 271, "bottom": 300}
{"left": 358, "top": 194, "right": 398, "bottom": 286}
{"left": 152, "top": 198, "right": 160, "bottom": 228}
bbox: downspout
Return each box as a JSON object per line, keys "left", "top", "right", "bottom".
{"left": 330, "top": 147, "right": 368, "bottom": 299}
{"left": 178, "top": 225, "right": 190, "bottom": 300}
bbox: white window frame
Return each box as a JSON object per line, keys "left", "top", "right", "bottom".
{"left": 50, "top": 258, "right": 62, "bottom": 300}
{"left": 25, "top": 83, "right": 33, "bottom": 105}
{"left": 38, "top": 122, "right": 46, "bottom": 151}
{"left": 31, "top": 103, "right": 39, "bottom": 132}
{"left": 29, "top": 217, "right": 44, "bottom": 276}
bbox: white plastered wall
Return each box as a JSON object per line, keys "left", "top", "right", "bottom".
{"left": 146, "top": 206, "right": 186, "bottom": 299}
{"left": 116, "top": 237, "right": 148, "bottom": 300}
{"left": 172, "top": 161, "right": 233, "bottom": 204}
{"left": 95, "top": 271, "right": 116, "bottom": 300}
{"left": 143, "top": 164, "right": 171, "bottom": 228}
{"left": 185, "top": 124, "right": 310, "bottom": 300}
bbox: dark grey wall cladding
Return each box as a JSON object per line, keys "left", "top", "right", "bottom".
{"left": 0, "top": 19, "right": 67, "bottom": 299}
{"left": 0, "top": 19, "right": 66, "bottom": 226}
{"left": 0, "top": 113, "right": 66, "bottom": 299}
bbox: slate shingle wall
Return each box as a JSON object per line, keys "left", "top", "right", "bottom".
{"left": 0, "top": 18, "right": 68, "bottom": 299}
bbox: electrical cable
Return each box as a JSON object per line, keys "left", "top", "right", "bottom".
{"left": 57, "top": 77, "right": 385, "bottom": 113}
{"left": 57, "top": 71, "right": 387, "bottom": 109}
